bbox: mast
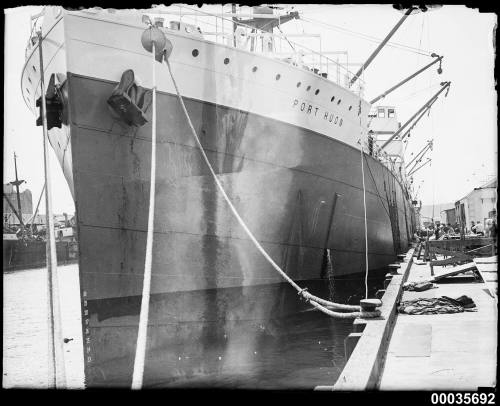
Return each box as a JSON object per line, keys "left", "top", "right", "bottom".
{"left": 9, "top": 152, "right": 26, "bottom": 227}
{"left": 349, "top": 6, "right": 416, "bottom": 88}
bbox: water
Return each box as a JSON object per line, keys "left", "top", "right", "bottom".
{"left": 3, "top": 264, "right": 84, "bottom": 389}
{"left": 3, "top": 264, "right": 385, "bottom": 389}
{"left": 159, "top": 310, "right": 355, "bottom": 389}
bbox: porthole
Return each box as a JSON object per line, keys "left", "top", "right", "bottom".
{"left": 224, "top": 57, "right": 230, "bottom": 64}
{"left": 192, "top": 49, "right": 199, "bottom": 57}
{"left": 331, "top": 96, "right": 335, "bottom": 102}
{"left": 252, "top": 66, "right": 258, "bottom": 72}
{"left": 296, "top": 82, "right": 301, "bottom": 88}
{"left": 337, "top": 99, "right": 341, "bottom": 105}
{"left": 306, "top": 85, "right": 311, "bottom": 91}
{"left": 349, "top": 106, "right": 352, "bottom": 111}
{"left": 339, "top": 119, "right": 343, "bottom": 126}
{"left": 275, "top": 74, "right": 281, "bottom": 80}
{"left": 315, "top": 89, "right": 320, "bottom": 95}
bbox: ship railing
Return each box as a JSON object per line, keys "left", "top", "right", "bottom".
{"left": 24, "top": 6, "right": 366, "bottom": 94}
{"left": 143, "top": 4, "right": 365, "bottom": 94}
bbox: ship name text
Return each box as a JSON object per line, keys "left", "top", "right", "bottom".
{"left": 292, "top": 99, "right": 343, "bottom": 127}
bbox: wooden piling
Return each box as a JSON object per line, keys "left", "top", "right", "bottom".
{"left": 344, "top": 333, "right": 362, "bottom": 362}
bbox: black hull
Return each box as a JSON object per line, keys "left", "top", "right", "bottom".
{"left": 58, "top": 73, "right": 414, "bottom": 386}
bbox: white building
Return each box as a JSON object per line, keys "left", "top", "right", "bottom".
{"left": 455, "top": 178, "right": 497, "bottom": 231}
{"left": 419, "top": 202, "right": 455, "bottom": 226}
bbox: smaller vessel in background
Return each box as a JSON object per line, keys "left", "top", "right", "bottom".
{"left": 3, "top": 154, "right": 78, "bottom": 271}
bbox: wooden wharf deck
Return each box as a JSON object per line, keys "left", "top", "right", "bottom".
{"left": 379, "top": 257, "right": 497, "bottom": 390}
{"left": 320, "top": 246, "right": 497, "bottom": 391}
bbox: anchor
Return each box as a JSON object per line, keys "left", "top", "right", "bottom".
{"left": 36, "top": 73, "right": 68, "bottom": 130}
{"left": 107, "top": 69, "right": 152, "bottom": 127}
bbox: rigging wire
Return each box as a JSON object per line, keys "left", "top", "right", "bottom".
{"left": 357, "top": 94, "right": 370, "bottom": 300}
{"left": 301, "top": 14, "right": 430, "bottom": 55}
{"left": 387, "top": 82, "right": 441, "bottom": 104}
{"left": 298, "top": 15, "right": 433, "bottom": 57}
{"left": 426, "top": 9, "right": 435, "bottom": 219}
{"left": 412, "top": 13, "right": 426, "bottom": 96}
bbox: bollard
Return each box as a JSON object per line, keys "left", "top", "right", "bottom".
{"left": 375, "top": 289, "right": 386, "bottom": 299}
{"left": 359, "top": 299, "right": 382, "bottom": 319}
{"left": 384, "top": 274, "right": 393, "bottom": 289}
{"left": 359, "top": 298, "right": 382, "bottom": 311}
{"left": 388, "top": 264, "right": 400, "bottom": 274}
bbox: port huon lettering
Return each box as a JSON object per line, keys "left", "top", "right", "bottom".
{"left": 292, "top": 98, "right": 341, "bottom": 126}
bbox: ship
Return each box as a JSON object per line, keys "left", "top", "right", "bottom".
{"left": 21, "top": 5, "right": 423, "bottom": 387}
{"left": 3, "top": 155, "right": 78, "bottom": 271}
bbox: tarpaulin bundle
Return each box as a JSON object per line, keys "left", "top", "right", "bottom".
{"left": 398, "top": 295, "right": 476, "bottom": 315}
{"left": 403, "top": 280, "right": 435, "bottom": 292}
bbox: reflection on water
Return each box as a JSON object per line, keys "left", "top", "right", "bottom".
{"left": 3, "top": 264, "right": 385, "bottom": 389}
{"left": 159, "top": 310, "right": 353, "bottom": 389}
{"left": 156, "top": 274, "right": 385, "bottom": 389}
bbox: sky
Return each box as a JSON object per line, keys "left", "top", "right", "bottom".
{"left": 3, "top": 4, "right": 497, "bottom": 216}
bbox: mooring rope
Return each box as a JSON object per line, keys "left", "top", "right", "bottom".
{"left": 357, "top": 96, "right": 370, "bottom": 301}
{"left": 360, "top": 143, "right": 369, "bottom": 300}
{"left": 131, "top": 41, "right": 158, "bottom": 390}
{"left": 162, "top": 56, "right": 364, "bottom": 315}
{"left": 38, "top": 30, "right": 66, "bottom": 389}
